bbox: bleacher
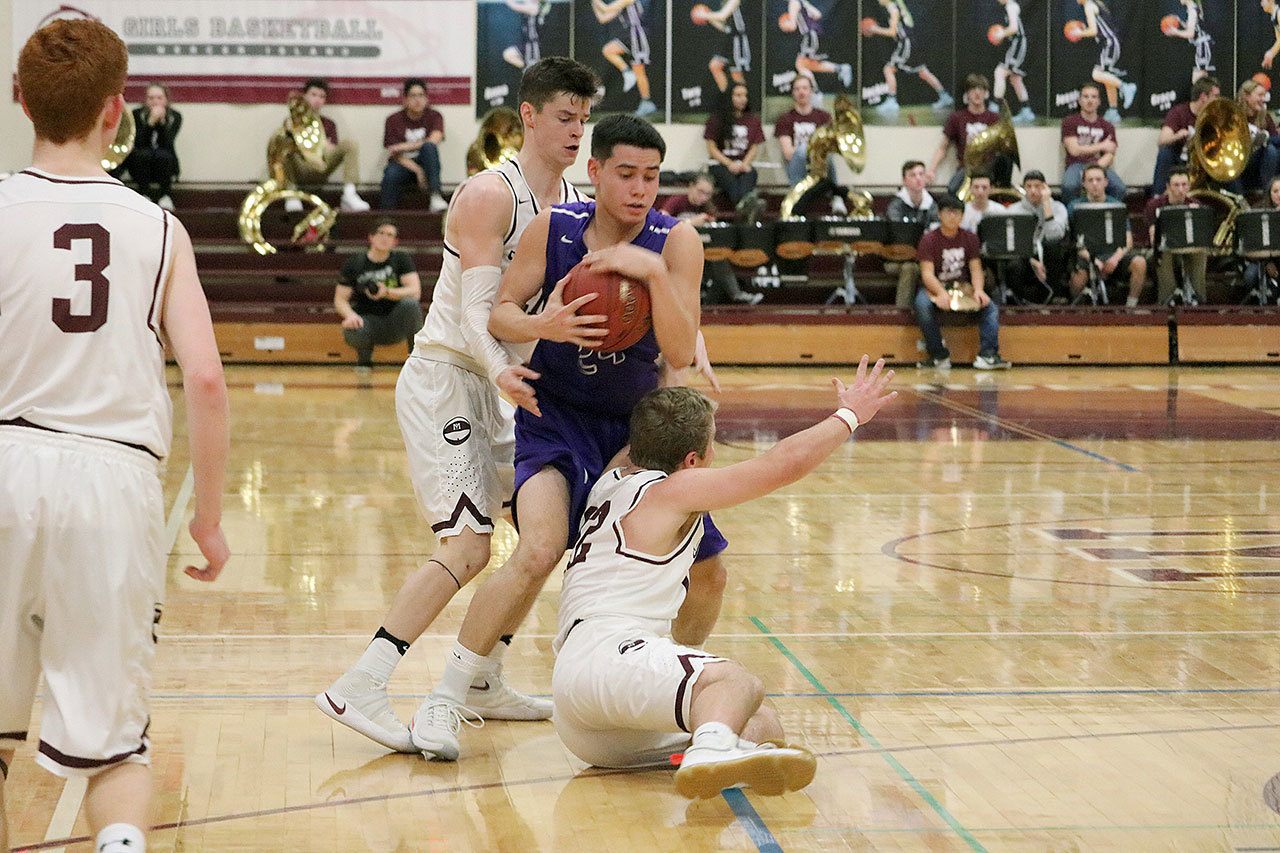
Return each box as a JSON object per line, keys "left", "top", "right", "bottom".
{"left": 178, "top": 184, "right": 1280, "bottom": 366}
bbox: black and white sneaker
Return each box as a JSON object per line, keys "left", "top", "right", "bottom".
{"left": 973, "top": 353, "right": 1012, "bottom": 370}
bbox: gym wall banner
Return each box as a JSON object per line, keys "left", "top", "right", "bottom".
{"left": 574, "top": 0, "right": 668, "bottom": 117}
{"left": 670, "top": 0, "right": 765, "bottom": 123}
{"left": 11, "top": 1, "right": 475, "bottom": 105}
{"left": 858, "top": 0, "right": 957, "bottom": 126}
{"left": 954, "top": 0, "right": 1050, "bottom": 122}
{"left": 1143, "top": 0, "right": 1231, "bottom": 114}
{"left": 476, "top": 0, "right": 573, "bottom": 115}
{"left": 763, "top": 0, "right": 857, "bottom": 122}
{"left": 1237, "top": 0, "right": 1278, "bottom": 106}
{"left": 1049, "top": 0, "right": 1147, "bottom": 123}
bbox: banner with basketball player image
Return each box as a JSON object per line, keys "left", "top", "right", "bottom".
{"left": 573, "top": 0, "right": 668, "bottom": 118}
{"left": 1237, "top": 0, "right": 1280, "bottom": 106}
{"left": 954, "top": 0, "right": 1049, "bottom": 125}
{"left": 1050, "top": 0, "right": 1146, "bottom": 122}
{"left": 475, "top": 0, "right": 573, "bottom": 115}
{"left": 670, "top": 0, "right": 765, "bottom": 123}
{"left": 858, "top": 0, "right": 957, "bottom": 125}
{"left": 762, "top": 0, "right": 857, "bottom": 119}
{"left": 1143, "top": 0, "right": 1230, "bottom": 115}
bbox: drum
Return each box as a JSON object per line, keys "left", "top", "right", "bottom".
{"left": 696, "top": 221, "right": 737, "bottom": 262}
{"left": 1235, "top": 209, "right": 1280, "bottom": 258}
{"left": 978, "top": 212, "right": 1037, "bottom": 259}
{"left": 882, "top": 220, "right": 925, "bottom": 262}
{"left": 1156, "top": 204, "right": 1215, "bottom": 253}
{"left": 729, "top": 222, "right": 775, "bottom": 268}
{"left": 1069, "top": 202, "right": 1128, "bottom": 257}
{"left": 815, "top": 217, "right": 888, "bottom": 254}
{"left": 774, "top": 218, "right": 816, "bottom": 260}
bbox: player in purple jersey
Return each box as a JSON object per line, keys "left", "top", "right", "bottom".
{"left": 408, "top": 114, "right": 721, "bottom": 760}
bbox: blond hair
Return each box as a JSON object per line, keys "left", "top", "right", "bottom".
{"left": 629, "top": 387, "right": 716, "bottom": 473}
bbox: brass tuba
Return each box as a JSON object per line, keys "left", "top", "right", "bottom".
{"left": 466, "top": 107, "right": 524, "bottom": 176}
{"left": 779, "top": 95, "right": 874, "bottom": 219}
{"left": 1188, "top": 96, "right": 1252, "bottom": 248}
{"left": 958, "top": 100, "right": 1022, "bottom": 204}
{"left": 240, "top": 92, "right": 337, "bottom": 255}
{"left": 101, "top": 107, "right": 135, "bottom": 172}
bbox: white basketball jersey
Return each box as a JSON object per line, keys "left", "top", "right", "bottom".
{"left": 0, "top": 169, "right": 174, "bottom": 459}
{"left": 414, "top": 157, "right": 584, "bottom": 370}
{"left": 555, "top": 468, "right": 705, "bottom": 651}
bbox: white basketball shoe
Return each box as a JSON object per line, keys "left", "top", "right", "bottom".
{"left": 675, "top": 739, "right": 817, "bottom": 799}
{"left": 316, "top": 668, "right": 415, "bottom": 753}
{"left": 411, "top": 695, "right": 484, "bottom": 761}
{"left": 465, "top": 671, "right": 553, "bottom": 721}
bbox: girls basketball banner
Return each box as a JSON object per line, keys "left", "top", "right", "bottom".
{"left": 572, "top": 0, "right": 668, "bottom": 118}
{"left": 954, "top": 0, "right": 1049, "bottom": 124}
{"left": 10, "top": 1, "right": 474, "bottom": 105}
{"left": 475, "top": 0, "right": 573, "bottom": 114}
{"left": 857, "top": 0, "right": 957, "bottom": 126}
{"left": 763, "top": 0, "right": 857, "bottom": 121}
{"left": 670, "top": 0, "right": 765, "bottom": 123}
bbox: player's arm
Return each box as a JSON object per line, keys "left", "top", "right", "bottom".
{"left": 1267, "top": 24, "right": 1280, "bottom": 67}
{"left": 159, "top": 219, "right": 230, "bottom": 581}
{"left": 451, "top": 174, "right": 521, "bottom": 382}
{"left": 708, "top": 0, "right": 740, "bottom": 24}
{"left": 641, "top": 359, "right": 896, "bottom": 518}
{"left": 1078, "top": 2, "right": 1098, "bottom": 38}
{"left": 1006, "top": 3, "right": 1021, "bottom": 36}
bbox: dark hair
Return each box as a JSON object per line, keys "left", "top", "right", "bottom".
{"left": 518, "top": 57, "right": 600, "bottom": 112}
{"left": 303, "top": 78, "right": 329, "bottom": 95}
{"left": 1023, "top": 169, "right": 1046, "bottom": 183}
{"left": 901, "top": 159, "right": 925, "bottom": 177}
{"left": 963, "top": 73, "right": 990, "bottom": 93}
{"left": 937, "top": 194, "right": 964, "bottom": 212}
{"left": 403, "top": 77, "right": 427, "bottom": 96}
{"left": 629, "top": 387, "right": 716, "bottom": 473}
{"left": 1168, "top": 167, "right": 1190, "bottom": 182}
{"left": 711, "top": 83, "right": 752, "bottom": 150}
{"left": 1191, "top": 76, "right": 1219, "bottom": 101}
{"left": 590, "top": 113, "right": 666, "bottom": 161}
{"left": 1079, "top": 81, "right": 1101, "bottom": 97}
{"left": 968, "top": 169, "right": 992, "bottom": 184}
{"left": 368, "top": 218, "right": 398, "bottom": 235}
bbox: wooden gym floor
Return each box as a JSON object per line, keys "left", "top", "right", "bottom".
{"left": 6, "top": 363, "right": 1280, "bottom": 852}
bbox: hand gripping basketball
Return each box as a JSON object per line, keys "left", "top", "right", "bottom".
{"left": 561, "top": 260, "right": 653, "bottom": 353}
{"left": 833, "top": 356, "right": 897, "bottom": 427}
{"left": 537, "top": 275, "right": 610, "bottom": 348}
{"left": 1063, "top": 20, "right": 1086, "bottom": 43}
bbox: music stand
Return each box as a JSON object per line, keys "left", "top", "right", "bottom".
{"left": 1236, "top": 209, "right": 1280, "bottom": 305}
{"left": 1069, "top": 202, "right": 1128, "bottom": 305}
{"left": 978, "top": 212, "right": 1037, "bottom": 305}
{"left": 815, "top": 218, "right": 888, "bottom": 305}
{"left": 1154, "top": 205, "right": 1214, "bottom": 306}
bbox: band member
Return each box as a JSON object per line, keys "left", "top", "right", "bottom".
{"left": 1163, "top": 0, "right": 1214, "bottom": 84}
{"left": 1070, "top": 0, "right": 1137, "bottom": 124}
{"left": 594, "top": 0, "right": 657, "bottom": 117}
{"left": 863, "top": 0, "right": 952, "bottom": 115}
{"left": 699, "top": 0, "right": 751, "bottom": 94}
{"left": 503, "top": 0, "right": 549, "bottom": 69}
{"left": 992, "top": 0, "right": 1035, "bottom": 124}
{"left": 779, "top": 0, "right": 852, "bottom": 91}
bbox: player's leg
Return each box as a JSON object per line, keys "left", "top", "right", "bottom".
{"left": 917, "top": 64, "right": 946, "bottom": 96}
{"left": 602, "top": 40, "right": 629, "bottom": 72}
{"left": 633, "top": 63, "right": 651, "bottom": 99}
{"left": 84, "top": 763, "right": 150, "bottom": 850}
{"left": 709, "top": 56, "right": 729, "bottom": 92}
{"left": 411, "top": 467, "right": 570, "bottom": 759}
{"left": 503, "top": 45, "right": 525, "bottom": 68}
{"left": 1011, "top": 71, "right": 1030, "bottom": 105}
{"left": 993, "top": 64, "right": 1008, "bottom": 100}
{"left": 883, "top": 63, "right": 898, "bottom": 95}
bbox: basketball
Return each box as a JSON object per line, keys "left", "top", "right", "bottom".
{"left": 1063, "top": 20, "right": 1086, "bottom": 43}
{"left": 690, "top": 3, "right": 711, "bottom": 25}
{"left": 778, "top": 11, "right": 797, "bottom": 32}
{"left": 987, "top": 24, "right": 1004, "bottom": 45}
{"left": 1254, "top": 72, "right": 1273, "bottom": 92}
{"left": 1160, "top": 14, "right": 1180, "bottom": 35}
{"left": 561, "top": 262, "right": 652, "bottom": 353}
{"left": 860, "top": 16, "right": 877, "bottom": 36}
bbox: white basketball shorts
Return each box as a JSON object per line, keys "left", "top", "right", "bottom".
{"left": 395, "top": 351, "right": 515, "bottom": 538}
{"left": 552, "top": 616, "right": 725, "bottom": 768}
{"left": 0, "top": 426, "right": 165, "bottom": 777}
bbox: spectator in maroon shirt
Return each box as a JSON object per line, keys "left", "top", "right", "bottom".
{"left": 704, "top": 82, "right": 765, "bottom": 216}
{"left": 661, "top": 173, "right": 762, "bottom": 304}
{"left": 1152, "top": 75, "right": 1219, "bottom": 195}
{"left": 926, "top": 74, "right": 1010, "bottom": 195}
{"left": 380, "top": 78, "right": 448, "bottom": 212}
{"left": 1060, "top": 82, "right": 1123, "bottom": 203}
{"left": 281, "top": 79, "right": 370, "bottom": 213}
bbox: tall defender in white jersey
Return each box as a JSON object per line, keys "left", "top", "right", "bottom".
{"left": 0, "top": 19, "right": 229, "bottom": 853}
{"left": 316, "top": 57, "right": 603, "bottom": 754}
{"left": 551, "top": 358, "right": 896, "bottom": 798}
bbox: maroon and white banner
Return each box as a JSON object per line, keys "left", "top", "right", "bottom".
{"left": 11, "top": 1, "right": 474, "bottom": 104}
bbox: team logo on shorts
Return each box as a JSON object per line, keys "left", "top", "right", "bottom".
{"left": 618, "top": 638, "right": 647, "bottom": 655}
{"left": 443, "top": 417, "right": 472, "bottom": 446}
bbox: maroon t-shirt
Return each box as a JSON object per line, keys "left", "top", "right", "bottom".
{"left": 1162, "top": 102, "right": 1197, "bottom": 161}
{"left": 773, "top": 107, "right": 832, "bottom": 152}
{"left": 943, "top": 109, "right": 998, "bottom": 161}
{"left": 320, "top": 115, "right": 339, "bottom": 145}
{"left": 1061, "top": 113, "right": 1116, "bottom": 167}
{"left": 917, "top": 227, "right": 981, "bottom": 285}
{"left": 1145, "top": 194, "right": 1199, "bottom": 236}
{"left": 383, "top": 107, "right": 444, "bottom": 149}
{"left": 704, "top": 113, "right": 765, "bottom": 160}
{"left": 661, "top": 193, "right": 717, "bottom": 219}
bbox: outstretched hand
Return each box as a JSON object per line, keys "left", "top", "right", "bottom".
{"left": 497, "top": 364, "right": 542, "bottom": 416}
{"left": 833, "top": 355, "right": 897, "bottom": 426}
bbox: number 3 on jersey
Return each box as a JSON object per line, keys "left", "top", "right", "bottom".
{"left": 567, "top": 500, "right": 611, "bottom": 569}
{"left": 52, "top": 223, "right": 111, "bottom": 333}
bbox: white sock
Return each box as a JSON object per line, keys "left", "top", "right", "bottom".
{"left": 691, "top": 721, "right": 737, "bottom": 749}
{"left": 1125, "top": 295, "right": 1139, "bottom": 307}
{"left": 435, "top": 641, "right": 488, "bottom": 704}
{"left": 353, "top": 637, "right": 403, "bottom": 683}
{"left": 343, "top": 183, "right": 356, "bottom": 194}
{"left": 96, "top": 823, "right": 146, "bottom": 852}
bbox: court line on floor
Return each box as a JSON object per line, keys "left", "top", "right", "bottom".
{"left": 156, "top": 628, "right": 1280, "bottom": 641}
{"left": 749, "top": 616, "right": 986, "bottom": 852}
{"left": 16, "top": 720, "right": 1274, "bottom": 851}
{"left": 720, "top": 789, "right": 783, "bottom": 853}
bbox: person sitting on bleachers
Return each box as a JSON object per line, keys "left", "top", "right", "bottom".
{"left": 381, "top": 78, "right": 448, "bottom": 212}
{"left": 1242, "top": 176, "right": 1280, "bottom": 301}
{"left": 914, "top": 194, "right": 1010, "bottom": 370}
{"left": 1070, "top": 163, "right": 1148, "bottom": 306}
{"left": 926, "top": 74, "right": 1009, "bottom": 195}
{"left": 775, "top": 76, "right": 846, "bottom": 215}
{"left": 1152, "top": 76, "right": 1219, "bottom": 195}
{"left": 661, "top": 173, "right": 761, "bottom": 305}
{"left": 282, "top": 79, "right": 370, "bottom": 213}
{"left": 119, "top": 82, "right": 181, "bottom": 210}
{"left": 960, "top": 170, "right": 995, "bottom": 232}
{"left": 1145, "top": 167, "right": 1207, "bottom": 304}
{"left": 1237, "top": 78, "right": 1280, "bottom": 195}
{"left": 887, "top": 159, "right": 940, "bottom": 308}
{"left": 1009, "top": 169, "right": 1069, "bottom": 300}
{"left": 1060, "top": 82, "right": 1123, "bottom": 203}
{"left": 334, "top": 219, "right": 424, "bottom": 369}
{"left": 704, "top": 82, "right": 765, "bottom": 219}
